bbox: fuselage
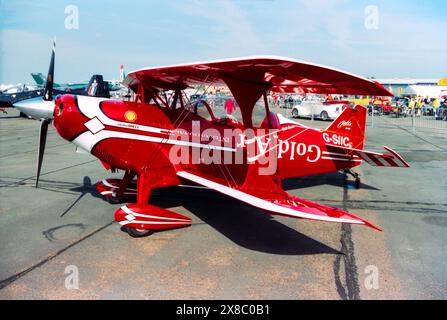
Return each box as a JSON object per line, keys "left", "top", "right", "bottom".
{"left": 53, "top": 94, "right": 361, "bottom": 186}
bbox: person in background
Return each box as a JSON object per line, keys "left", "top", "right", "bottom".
{"left": 409, "top": 96, "right": 416, "bottom": 115}
{"left": 273, "top": 94, "right": 279, "bottom": 108}
{"left": 416, "top": 96, "right": 421, "bottom": 116}
{"left": 224, "top": 98, "right": 236, "bottom": 116}
{"left": 432, "top": 97, "right": 440, "bottom": 118}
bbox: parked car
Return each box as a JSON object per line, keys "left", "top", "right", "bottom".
{"left": 346, "top": 95, "right": 372, "bottom": 106}
{"left": 367, "top": 104, "right": 383, "bottom": 116}
{"left": 371, "top": 97, "right": 393, "bottom": 115}
{"left": 291, "top": 96, "right": 349, "bottom": 121}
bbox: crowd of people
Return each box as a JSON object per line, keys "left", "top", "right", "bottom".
{"left": 196, "top": 89, "right": 447, "bottom": 120}
{"left": 402, "top": 96, "right": 446, "bottom": 117}
{"left": 268, "top": 94, "right": 307, "bottom": 108}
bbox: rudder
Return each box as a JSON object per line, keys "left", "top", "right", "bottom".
{"left": 324, "top": 105, "right": 366, "bottom": 149}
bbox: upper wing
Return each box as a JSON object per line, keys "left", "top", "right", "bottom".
{"left": 177, "top": 169, "right": 381, "bottom": 231}
{"left": 124, "top": 55, "right": 393, "bottom": 96}
{"left": 326, "top": 144, "right": 410, "bottom": 168}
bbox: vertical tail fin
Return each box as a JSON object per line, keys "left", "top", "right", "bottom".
{"left": 84, "top": 75, "right": 110, "bottom": 98}
{"left": 31, "top": 73, "right": 46, "bottom": 86}
{"left": 325, "top": 105, "right": 366, "bottom": 149}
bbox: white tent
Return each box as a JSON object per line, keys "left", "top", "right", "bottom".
{"left": 409, "top": 85, "right": 447, "bottom": 98}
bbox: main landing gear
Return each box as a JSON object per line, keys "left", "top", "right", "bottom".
{"left": 344, "top": 168, "right": 361, "bottom": 189}
{"left": 125, "top": 226, "right": 154, "bottom": 238}
{"left": 107, "top": 171, "right": 192, "bottom": 238}
{"left": 96, "top": 170, "right": 137, "bottom": 203}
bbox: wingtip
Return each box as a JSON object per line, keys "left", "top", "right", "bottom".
{"left": 362, "top": 220, "right": 383, "bottom": 232}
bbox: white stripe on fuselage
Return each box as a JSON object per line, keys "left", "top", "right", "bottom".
{"left": 73, "top": 130, "right": 236, "bottom": 152}
{"left": 73, "top": 96, "right": 236, "bottom": 152}
{"left": 76, "top": 95, "right": 171, "bottom": 135}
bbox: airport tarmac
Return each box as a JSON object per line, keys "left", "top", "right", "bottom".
{"left": 0, "top": 108, "right": 446, "bottom": 299}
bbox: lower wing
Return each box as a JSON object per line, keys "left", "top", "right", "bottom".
{"left": 177, "top": 170, "right": 381, "bottom": 231}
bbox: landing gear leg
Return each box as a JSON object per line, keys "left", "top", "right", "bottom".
{"left": 107, "top": 170, "right": 136, "bottom": 204}
{"left": 114, "top": 170, "right": 192, "bottom": 236}
{"left": 344, "top": 168, "right": 361, "bottom": 189}
{"left": 115, "top": 170, "right": 136, "bottom": 199}
{"left": 125, "top": 172, "right": 154, "bottom": 238}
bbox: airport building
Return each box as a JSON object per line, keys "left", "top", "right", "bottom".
{"left": 376, "top": 78, "right": 447, "bottom": 97}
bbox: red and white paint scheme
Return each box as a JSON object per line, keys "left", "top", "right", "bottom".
{"left": 48, "top": 56, "right": 409, "bottom": 236}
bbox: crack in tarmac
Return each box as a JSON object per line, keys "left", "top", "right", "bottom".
{"left": 0, "top": 221, "right": 115, "bottom": 290}
{"left": 0, "top": 143, "right": 68, "bottom": 159}
{"left": 333, "top": 174, "right": 361, "bottom": 300}
{"left": 0, "top": 159, "right": 98, "bottom": 187}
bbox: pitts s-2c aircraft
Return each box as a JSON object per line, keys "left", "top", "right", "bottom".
{"left": 16, "top": 42, "right": 409, "bottom": 237}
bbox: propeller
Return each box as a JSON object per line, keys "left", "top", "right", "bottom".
{"left": 35, "top": 38, "right": 56, "bottom": 188}
{"left": 36, "top": 119, "right": 50, "bottom": 187}
{"left": 43, "top": 39, "right": 55, "bottom": 101}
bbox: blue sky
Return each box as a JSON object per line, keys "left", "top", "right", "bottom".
{"left": 1, "top": 0, "right": 446, "bottom": 83}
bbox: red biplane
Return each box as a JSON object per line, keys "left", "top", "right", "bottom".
{"left": 24, "top": 49, "right": 410, "bottom": 237}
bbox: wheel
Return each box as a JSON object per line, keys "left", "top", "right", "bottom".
{"left": 320, "top": 111, "right": 329, "bottom": 121}
{"left": 19, "top": 111, "right": 32, "bottom": 119}
{"left": 125, "top": 226, "right": 154, "bottom": 238}
{"left": 107, "top": 195, "right": 125, "bottom": 204}
{"left": 292, "top": 108, "right": 299, "bottom": 118}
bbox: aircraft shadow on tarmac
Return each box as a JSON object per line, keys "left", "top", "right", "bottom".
{"left": 23, "top": 176, "right": 104, "bottom": 217}
{"left": 148, "top": 185, "right": 341, "bottom": 256}
{"left": 282, "top": 171, "right": 380, "bottom": 191}
{"left": 38, "top": 175, "right": 344, "bottom": 255}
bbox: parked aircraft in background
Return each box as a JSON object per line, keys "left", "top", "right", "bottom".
{"left": 31, "top": 73, "right": 87, "bottom": 92}
{"left": 31, "top": 66, "right": 125, "bottom": 93}
{"left": 12, "top": 41, "right": 112, "bottom": 119}
{"left": 0, "top": 83, "right": 79, "bottom": 111}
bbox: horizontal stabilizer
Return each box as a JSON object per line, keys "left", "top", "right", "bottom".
{"left": 326, "top": 144, "right": 410, "bottom": 168}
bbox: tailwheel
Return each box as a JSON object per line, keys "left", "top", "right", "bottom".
{"left": 343, "top": 168, "right": 361, "bottom": 189}
{"left": 354, "top": 177, "right": 361, "bottom": 189}
{"left": 125, "top": 226, "right": 154, "bottom": 238}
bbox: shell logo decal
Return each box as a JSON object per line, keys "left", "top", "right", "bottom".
{"left": 124, "top": 110, "right": 137, "bottom": 122}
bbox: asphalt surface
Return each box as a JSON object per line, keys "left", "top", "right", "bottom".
{"left": 0, "top": 108, "right": 446, "bottom": 299}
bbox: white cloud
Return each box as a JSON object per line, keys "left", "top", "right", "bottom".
{"left": 172, "top": 0, "right": 266, "bottom": 57}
